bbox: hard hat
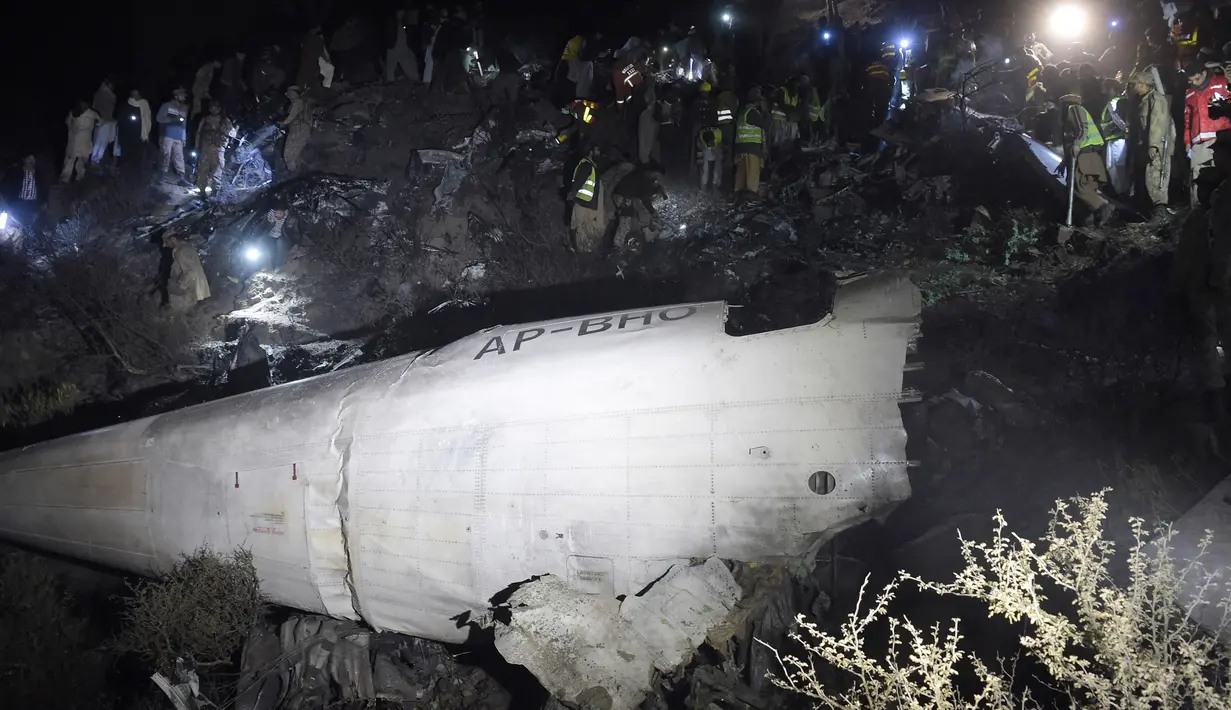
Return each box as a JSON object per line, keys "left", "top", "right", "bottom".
{"left": 700, "top": 81, "right": 712, "bottom": 93}
{"left": 1058, "top": 93, "right": 1082, "bottom": 104}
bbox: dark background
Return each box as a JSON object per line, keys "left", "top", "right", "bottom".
{"left": 0, "top": 0, "right": 727, "bottom": 163}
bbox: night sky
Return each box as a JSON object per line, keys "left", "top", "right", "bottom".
{"left": 0, "top": 0, "right": 725, "bottom": 165}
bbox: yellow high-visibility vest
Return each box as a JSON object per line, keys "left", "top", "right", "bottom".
{"left": 573, "top": 158, "right": 598, "bottom": 206}
{"left": 807, "top": 88, "right": 823, "bottom": 121}
{"left": 736, "top": 105, "right": 763, "bottom": 144}
{"left": 562, "top": 35, "right": 583, "bottom": 60}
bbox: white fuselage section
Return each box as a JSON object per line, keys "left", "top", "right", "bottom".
{"left": 0, "top": 275, "right": 918, "bottom": 642}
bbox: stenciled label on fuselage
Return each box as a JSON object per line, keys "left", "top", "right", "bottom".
{"left": 473, "top": 305, "right": 700, "bottom": 360}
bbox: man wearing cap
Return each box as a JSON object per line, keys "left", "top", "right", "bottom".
{"left": 1184, "top": 61, "right": 1231, "bottom": 205}
{"left": 1057, "top": 93, "right": 1114, "bottom": 225}
{"left": 1128, "top": 70, "right": 1175, "bottom": 214}
{"left": 1171, "top": 130, "right": 1231, "bottom": 419}
{"left": 155, "top": 88, "right": 190, "bottom": 183}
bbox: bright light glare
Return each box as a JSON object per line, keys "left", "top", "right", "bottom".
{"left": 244, "top": 246, "right": 262, "bottom": 263}
{"left": 722, "top": 12, "right": 731, "bottom": 24}
{"left": 1110, "top": 19, "right": 1119, "bottom": 28}
{"left": 679, "top": 223, "right": 687, "bottom": 230}
{"left": 190, "top": 150, "right": 198, "bottom": 158}
{"left": 204, "top": 186, "right": 213, "bottom": 193}
{"left": 1050, "top": 4, "right": 1088, "bottom": 39}
{"left": 0, "top": 212, "right": 7, "bottom": 229}
{"left": 822, "top": 31, "right": 832, "bottom": 41}
{"left": 898, "top": 38, "right": 911, "bottom": 49}
{"left": 661, "top": 46, "right": 668, "bottom": 52}
{"left": 1004, "top": 57, "right": 1012, "bottom": 64}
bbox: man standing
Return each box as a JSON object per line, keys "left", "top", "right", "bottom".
{"left": 279, "top": 86, "right": 312, "bottom": 173}
{"left": 118, "top": 89, "right": 152, "bottom": 168}
{"left": 733, "top": 87, "right": 766, "bottom": 200}
{"left": 192, "top": 60, "right": 221, "bottom": 118}
{"left": 567, "top": 146, "right": 610, "bottom": 252}
{"left": 219, "top": 52, "right": 248, "bottom": 105}
{"left": 195, "top": 103, "right": 232, "bottom": 194}
{"left": 1099, "top": 84, "right": 1130, "bottom": 197}
{"left": 385, "top": 8, "right": 420, "bottom": 83}
{"left": 90, "top": 79, "right": 118, "bottom": 164}
{"left": 163, "top": 232, "right": 211, "bottom": 309}
{"left": 1184, "top": 61, "right": 1231, "bottom": 206}
{"left": 8, "top": 155, "right": 44, "bottom": 228}
{"left": 156, "top": 88, "right": 190, "bottom": 183}
{"left": 1171, "top": 132, "right": 1231, "bottom": 419}
{"left": 61, "top": 101, "right": 100, "bottom": 183}
{"left": 1057, "top": 94, "right": 1114, "bottom": 225}
{"left": 1128, "top": 71, "right": 1174, "bottom": 216}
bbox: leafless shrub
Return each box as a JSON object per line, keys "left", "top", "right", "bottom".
{"left": 116, "top": 547, "right": 265, "bottom": 676}
{"left": 760, "top": 490, "right": 1231, "bottom": 709}
{"left": 0, "top": 552, "right": 107, "bottom": 709}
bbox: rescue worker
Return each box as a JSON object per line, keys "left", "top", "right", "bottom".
{"left": 613, "top": 38, "right": 647, "bottom": 108}
{"left": 90, "top": 79, "right": 118, "bottom": 164}
{"left": 194, "top": 102, "right": 232, "bottom": 194}
{"left": 777, "top": 79, "right": 803, "bottom": 151}
{"left": 803, "top": 75, "right": 824, "bottom": 145}
{"left": 1171, "top": 131, "right": 1231, "bottom": 419}
{"left": 567, "top": 146, "right": 610, "bottom": 252}
{"left": 251, "top": 46, "right": 287, "bottom": 101}
{"left": 1185, "top": 61, "right": 1231, "bottom": 206}
{"left": 118, "top": 89, "right": 151, "bottom": 169}
{"left": 734, "top": 87, "right": 766, "bottom": 200}
{"left": 62, "top": 101, "right": 100, "bottom": 183}
{"left": 638, "top": 97, "right": 661, "bottom": 166}
{"left": 767, "top": 88, "right": 794, "bottom": 162}
{"left": 156, "top": 88, "right": 190, "bottom": 183}
{"left": 163, "top": 232, "right": 211, "bottom": 309}
{"left": 1099, "top": 84, "right": 1130, "bottom": 197}
{"left": 558, "top": 33, "right": 585, "bottom": 97}
{"left": 1056, "top": 94, "right": 1114, "bottom": 225}
{"left": 385, "top": 8, "right": 421, "bottom": 83}
{"left": 697, "top": 124, "right": 722, "bottom": 191}
{"left": 280, "top": 86, "right": 312, "bottom": 173}
{"left": 219, "top": 52, "right": 248, "bottom": 104}
{"left": 1128, "top": 70, "right": 1174, "bottom": 214}
{"left": 715, "top": 83, "right": 739, "bottom": 184}
{"left": 192, "top": 60, "right": 221, "bottom": 118}
{"left": 863, "top": 43, "right": 897, "bottom": 132}
{"left": 297, "top": 27, "right": 329, "bottom": 91}
{"left": 6, "top": 155, "right": 45, "bottom": 228}
{"left": 1025, "top": 33, "right": 1053, "bottom": 63}
{"left": 687, "top": 82, "right": 718, "bottom": 178}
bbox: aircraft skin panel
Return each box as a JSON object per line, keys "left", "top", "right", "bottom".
{"left": 0, "top": 275, "right": 919, "bottom": 644}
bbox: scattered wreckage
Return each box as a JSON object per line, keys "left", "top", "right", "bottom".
{"left": 0, "top": 272, "right": 919, "bottom": 706}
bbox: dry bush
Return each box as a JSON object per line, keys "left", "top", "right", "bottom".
{"left": 0, "top": 380, "right": 79, "bottom": 428}
{"left": 0, "top": 552, "right": 107, "bottom": 709}
{"left": 116, "top": 547, "right": 265, "bottom": 676}
{"left": 759, "top": 491, "right": 1231, "bottom": 709}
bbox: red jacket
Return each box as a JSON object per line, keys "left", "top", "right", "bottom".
{"left": 1185, "top": 74, "right": 1231, "bottom": 147}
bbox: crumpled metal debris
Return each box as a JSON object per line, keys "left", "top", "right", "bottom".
{"left": 493, "top": 557, "right": 742, "bottom": 710}
{"left": 236, "top": 614, "right": 509, "bottom": 710}
{"left": 152, "top": 659, "right": 208, "bottom": 710}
